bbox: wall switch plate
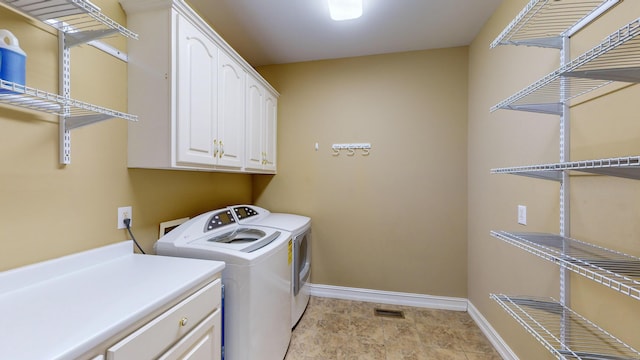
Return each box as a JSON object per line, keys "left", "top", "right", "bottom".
{"left": 518, "top": 205, "right": 527, "bottom": 225}
{"left": 117, "top": 206, "right": 132, "bottom": 229}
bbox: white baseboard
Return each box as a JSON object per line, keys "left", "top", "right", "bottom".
{"left": 308, "top": 283, "right": 468, "bottom": 311}
{"left": 467, "top": 301, "right": 519, "bottom": 360}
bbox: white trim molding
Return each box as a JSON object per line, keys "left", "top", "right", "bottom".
{"left": 308, "top": 283, "right": 468, "bottom": 311}
{"left": 467, "top": 301, "right": 519, "bottom": 360}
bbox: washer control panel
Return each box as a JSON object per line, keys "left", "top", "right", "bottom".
{"left": 204, "top": 209, "right": 236, "bottom": 232}
{"left": 233, "top": 206, "right": 260, "bottom": 220}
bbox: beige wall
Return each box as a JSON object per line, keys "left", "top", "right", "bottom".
{"left": 4, "top": 0, "right": 640, "bottom": 357}
{"left": 255, "top": 48, "right": 469, "bottom": 297}
{"left": 0, "top": 1, "right": 251, "bottom": 271}
{"left": 468, "top": 0, "right": 640, "bottom": 357}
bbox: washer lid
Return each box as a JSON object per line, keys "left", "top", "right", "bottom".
{"left": 191, "top": 228, "right": 282, "bottom": 253}
{"left": 250, "top": 213, "right": 311, "bottom": 233}
{"left": 231, "top": 205, "right": 310, "bottom": 233}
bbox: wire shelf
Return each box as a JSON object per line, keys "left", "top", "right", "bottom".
{"left": 491, "top": 156, "right": 640, "bottom": 181}
{"left": 1, "top": 0, "right": 138, "bottom": 42}
{"left": 492, "top": 17, "right": 640, "bottom": 113}
{"left": 491, "top": 231, "right": 640, "bottom": 301}
{"left": 490, "top": 0, "right": 621, "bottom": 49}
{"left": 0, "top": 79, "right": 137, "bottom": 128}
{"left": 491, "top": 294, "right": 640, "bottom": 359}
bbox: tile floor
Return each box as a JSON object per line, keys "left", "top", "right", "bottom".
{"left": 285, "top": 296, "right": 502, "bottom": 360}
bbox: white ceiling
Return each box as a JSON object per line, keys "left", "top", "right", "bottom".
{"left": 185, "top": 0, "right": 504, "bottom": 67}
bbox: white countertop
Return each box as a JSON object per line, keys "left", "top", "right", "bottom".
{"left": 0, "top": 241, "right": 225, "bottom": 360}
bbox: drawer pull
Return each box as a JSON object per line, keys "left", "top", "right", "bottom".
{"left": 179, "top": 317, "right": 188, "bottom": 327}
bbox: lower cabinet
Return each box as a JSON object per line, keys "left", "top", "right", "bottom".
{"left": 159, "top": 311, "right": 221, "bottom": 360}
{"left": 106, "top": 279, "right": 222, "bottom": 360}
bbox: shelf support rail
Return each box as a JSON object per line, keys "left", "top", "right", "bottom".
{"left": 559, "top": 33, "right": 571, "bottom": 353}
{"left": 60, "top": 31, "right": 72, "bottom": 165}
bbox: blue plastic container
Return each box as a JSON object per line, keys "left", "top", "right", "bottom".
{"left": 0, "top": 29, "right": 26, "bottom": 94}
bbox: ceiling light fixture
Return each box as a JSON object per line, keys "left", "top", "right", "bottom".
{"left": 328, "top": 0, "right": 363, "bottom": 21}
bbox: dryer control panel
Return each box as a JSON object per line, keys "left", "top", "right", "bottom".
{"left": 204, "top": 209, "right": 236, "bottom": 232}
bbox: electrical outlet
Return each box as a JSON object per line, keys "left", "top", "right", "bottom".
{"left": 117, "top": 206, "right": 132, "bottom": 229}
{"left": 518, "top": 205, "right": 527, "bottom": 225}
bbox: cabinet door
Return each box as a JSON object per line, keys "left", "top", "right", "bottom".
{"left": 245, "top": 76, "right": 265, "bottom": 170}
{"left": 158, "top": 309, "right": 221, "bottom": 360}
{"left": 176, "top": 14, "right": 218, "bottom": 166}
{"left": 217, "top": 51, "right": 245, "bottom": 168}
{"left": 263, "top": 91, "right": 277, "bottom": 172}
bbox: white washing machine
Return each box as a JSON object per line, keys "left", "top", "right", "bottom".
{"left": 155, "top": 207, "right": 292, "bottom": 360}
{"left": 231, "top": 205, "right": 311, "bottom": 328}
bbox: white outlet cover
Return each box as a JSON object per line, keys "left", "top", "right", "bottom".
{"left": 117, "top": 206, "right": 132, "bottom": 229}
{"left": 518, "top": 205, "right": 527, "bottom": 225}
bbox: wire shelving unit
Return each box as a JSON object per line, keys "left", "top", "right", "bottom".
{"left": 489, "top": 0, "right": 640, "bottom": 358}
{"left": 0, "top": 0, "right": 138, "bottom": 164}
{"left": 491, "top": 0, "right": 621, "bottom": 49}
{"left": 492, "top": 17, "right": 640, "bottom": 114}
{"left": 491, "top": 156, "right": 640, "bottom": 181}
{"left": 491, "top": 294, "right": 640, "bottom": 359}
{"left": 491, "top": 231, "right": 640, "bottom": 301}
{"left": 1, "top": 0, "right": 138, "bottom": 43}
{"left": 0, "top": 79, "right": 136, "bottom": 128}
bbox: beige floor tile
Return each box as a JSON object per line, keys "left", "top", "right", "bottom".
{"left": 382, "top": 318, "right": 420, "bottom": 344}
{"left": 421, "top": 345, "right": 469, "bottom": 360}
{"left": 350, "top": 316, "right": 385, "bottom": 344}
{"left": 287, "top": 297, "right": 500, "bottom": 360}
{"left": 455, "top": 326, "right": 495, "bottom": 354}
{"left": 337, "top": 340, "right": 386, "bottom": 360}
{"left": 464, "top": 350, "right": 503, "bottom": 360}
{"left": 416, "top": 323, "right": 465, "bottom": 351}
{"left": 350, "top": 301, "right": 378, "bottom": 319}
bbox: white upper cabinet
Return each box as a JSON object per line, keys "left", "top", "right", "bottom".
{"left": 264, "top": 91, "right": 278, "bottom": 172}
{"left": 245, "top": 77, "right": 277, "bottom": 173}
{"left": 121, "top": 0, "right": 277, "bottom": 173}
{"left": 176, "top": 14, "right": 218, "bottom": 166}
{"left": 217, "top": 50, "right": 246, "bottom": 169}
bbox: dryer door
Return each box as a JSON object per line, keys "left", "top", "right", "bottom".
{"left": 293, "top": 228, "right": 311, "bottom": 296}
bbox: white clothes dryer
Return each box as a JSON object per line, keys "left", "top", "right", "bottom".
{"left": 155, "top": 207, "right": 292, "bottom": 360}
{"left": 231, "top": 205, "right": 311, "bottom": 328}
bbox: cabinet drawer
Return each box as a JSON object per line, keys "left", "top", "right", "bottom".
{"left": 158, "top": 308, "right": 221, "bottom": 360}
{"left": 107, "top": 279, "right": 221, "bottom": 360}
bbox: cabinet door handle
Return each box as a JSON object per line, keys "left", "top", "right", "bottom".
{"left": 213, "top": 139, "right": 219, "bottom": 157}
{"left": 219, "top": 141, "right": 224, "bottom": 158}
{"left": 179, "top": 317, "right": 188, "bottom": 327}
